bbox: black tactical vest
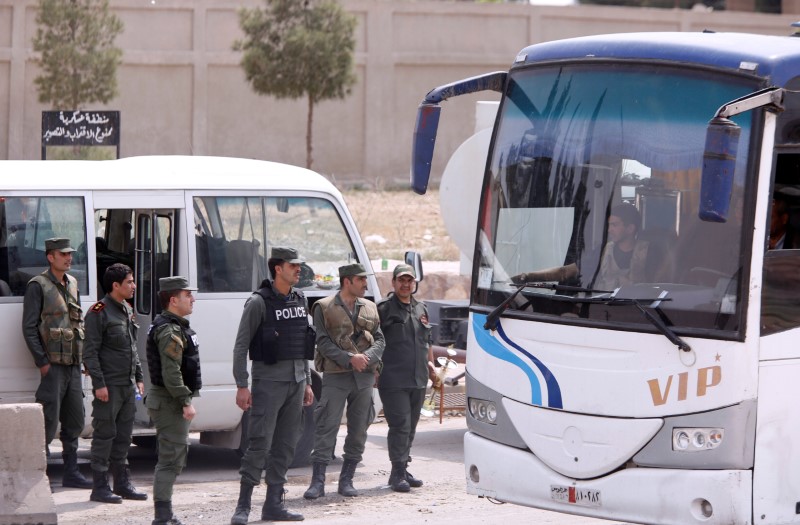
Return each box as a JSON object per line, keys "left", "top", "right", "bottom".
{"left": 146, "top": 314, "right": 202, "bottom": 394}
{"left": 248, "top": 280, "right": 312, "bottom": 364}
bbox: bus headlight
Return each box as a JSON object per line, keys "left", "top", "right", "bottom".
{"left": 468, "top": 397, "right": 497, "bottom": 425}
{"left": 672, "top": 428, "right": 724, "bottom": 452}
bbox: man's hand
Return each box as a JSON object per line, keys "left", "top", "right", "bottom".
{"left": 39, "top": 363, "right": 51, "bottom": 377}
{"left": 236, "top": 387, "right": 252, "bottom": 411}
{"left": 303, "top": 384, "right": 314, "bottom": 407}
{"left": 350, "top": 353, "right": 370, "bottom": 372}
{"left": 182, "top": 404, "right": 196, "bottom": 421}
{"left": 427, "top": 360, "right": 437, "bottom": 383}
{"left": 95, "top": 386, "right": 109, "bottom": 402}
{"left": 137, "top": 382, "right": 145, "bottom": 397}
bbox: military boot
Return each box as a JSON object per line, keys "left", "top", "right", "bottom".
{"left": 261, "top": 484, "right": 304, "bottom": 522}
{"left": 230, "top": 482, "right": 253, "bottom": 525}
{"left": 303, "top": 462, "right": 327, "bottom": 500}
{"left": 89, "top": 469, "right": 123, "bottom": 504}
{"left": 337, "top": 459, "right": 359, "bottom": 497}
{"left": 404, "top": 460, "right": 423, "bottom": 488}
{"left": 388, "top": 461, "right": 411, "bottom": 493}
{"left": 152, "top": 500, "right": 186, "bottom": 525}
{"left": 111, "top": 463, "right": 148, "bottom": 500}
{"left": 62, "top": 452, "right": 92, "bottom": 489}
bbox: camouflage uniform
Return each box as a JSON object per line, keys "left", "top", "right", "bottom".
{"left": 22, "top": 264, "right": 89, "bottom": 488}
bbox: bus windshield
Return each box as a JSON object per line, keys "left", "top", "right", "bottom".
{"left": 474, "top": 64, "right": 758, "bottom": 337}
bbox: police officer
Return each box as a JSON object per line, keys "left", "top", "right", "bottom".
{"left": 377, "top": 264, "right": 435, "bottom": 492}
{"left": 303, "top": 263, "right": 385, "bottom": 500}
{"left": 231, "top": 246, "right": 314, "bottom": 524}
{"left": 21, "top": 237, "right": 92, "bottom": 489}
{"left": 83, "top": 263, "right": 147, "bottom": 503}
{"left": 145, "top": 276, "right": 201, "bottom": 525}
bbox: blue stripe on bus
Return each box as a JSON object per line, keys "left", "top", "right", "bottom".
{"left": 472, "top": 313, "right": 542, "bottom": 406}
{"left": 473, "top": 313, "right": 563, "bottom": 409}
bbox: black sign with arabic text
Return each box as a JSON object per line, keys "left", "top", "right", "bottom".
{"left": 41, "top": 110, "right": 120, "bottom": 147}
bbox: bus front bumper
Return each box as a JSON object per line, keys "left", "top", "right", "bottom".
{"left": 464, "top": 432, "right": 752, "bottom": 525}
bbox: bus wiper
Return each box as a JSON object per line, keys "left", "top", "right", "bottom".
{"left": 485, "top": 263, "right": 580, "bottom": 330}
{"left": 601, "top": 292, "right": 691, "bottom": 352}
{"left": 484, "top": 282, "right": 531, "bottom": 331}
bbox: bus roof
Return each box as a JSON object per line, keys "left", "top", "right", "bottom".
{"left": 0, "top": 156, "right": 341, "bottom": 195}
{"left": 516, "top": 32, "right": 800, "bottom": 87}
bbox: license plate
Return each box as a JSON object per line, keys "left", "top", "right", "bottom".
{"left": 550, "top": 485, "right": 601, "bottom": 507}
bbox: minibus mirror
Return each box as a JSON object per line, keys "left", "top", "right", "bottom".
{"left": 699, "top": 116, "right": 741, "bottom": 223}
{"left": 404, "top": 250, "right": 424, "bottom": 282}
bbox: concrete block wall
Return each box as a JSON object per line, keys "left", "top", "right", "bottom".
{"left": 1, "top": 0, "right": 798, "bottom": 185}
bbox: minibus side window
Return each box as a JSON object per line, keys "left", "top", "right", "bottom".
{"left": 0, "top": 196, "right": 88, "bottom": 298}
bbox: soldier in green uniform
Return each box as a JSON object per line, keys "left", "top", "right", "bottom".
{"left": 83, "top": 263, "right": 147, "bottom": 504}
{"left": 21, "top": 237, "right": 92, "bottom": 489}
{"left": 230, "top": 246, "right": 315, "bottom": 524}
{"left": 377, "top": 264, "right": 435, "bottom": 492}
{"left": 145, "top": 276, "right": 201, "bottom": 525}
{"left": 303, "top": 263, "right": 385, "bottom": 500}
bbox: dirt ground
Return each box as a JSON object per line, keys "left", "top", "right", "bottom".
{"left": 50, "top": 412, "right": 624, "bottom": 525}
{"left": 342, "top": 189, "right": 461, "bottom": 263}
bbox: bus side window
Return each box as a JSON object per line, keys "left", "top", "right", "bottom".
{"left": 762, "top": 153, "right": 800, "bottom": 335}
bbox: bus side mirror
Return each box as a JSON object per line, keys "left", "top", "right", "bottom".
{"left": 699, "top": 116, "right": 741, "bottom": 223}
{"left": 404, "top": 250, "right": 424, "bottom": 282}
{"left": 411, "top": 104, "right": 441, "bottom": 195}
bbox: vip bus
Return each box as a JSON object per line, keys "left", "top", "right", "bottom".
{"left": 411, "top": 32, "right": 800, "bottom": 525}
{"left": 0, "top": 155, "right": 381, "bottom": 456}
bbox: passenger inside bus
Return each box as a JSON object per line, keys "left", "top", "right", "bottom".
{"left": 595, "top": 204, "right": 652, "bottom": 290}
{"left": 768, "top": 194, "right": 800, "bottom": 250}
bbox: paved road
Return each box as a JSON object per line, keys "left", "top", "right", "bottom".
{"left": 49, "top": 415, "right": 631, "bottom": 524}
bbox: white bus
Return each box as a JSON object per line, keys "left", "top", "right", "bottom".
{"left": 411, "top": 32, "right": 800, "bottom": 524}
{"left": 0, "top": 155, "right": 380, "bottom": 455}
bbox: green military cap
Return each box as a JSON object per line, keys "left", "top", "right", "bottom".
{"left": 159, "top": 276, "right": 197, "bottom": 292}
{"left": 45, "top": 237, "right": 76, "bottom": 253}
{"left": 393, "top": 263, "right": 416, "bottom": 279}
{"left": 270, "top": 246, "right": 304, "bottom": 264}
{"left": 339, "top": 263, "right": 369, "bottom": 278}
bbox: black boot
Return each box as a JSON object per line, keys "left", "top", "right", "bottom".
{"left": 388, "top": 462, "right": 411, "bottom": 493}
{"left": 62, "top": 453, "right": 92, "bottom": 489}
{"left": 303, "top": 462, "right": 326, "bottom": 500}
{"left": 261, "top": 484, "right": 304, "bottom": 522}
{"left": 337, "top": 459, "right": 359, "bottom": 497}
{"left": 89, "top": 469, "right": 123, "bottom": 504}
{"left": 111, "top": 463, "right": 148, "bottom": 500}
{"left": 230, "top": 482, "right": 253, "bottom": 525}
{"left": 405, "top": 460, "right": 423, "bottom": 488}
{"left": 152, "top": 500, "right": 186, "bottom": 525}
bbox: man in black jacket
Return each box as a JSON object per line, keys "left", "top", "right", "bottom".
{"left": 230, "top": 247, "right": 314, "bottom": 524}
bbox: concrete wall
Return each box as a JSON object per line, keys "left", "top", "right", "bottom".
{"left": 1, "top": 0, "right": 799, "bottom": 185}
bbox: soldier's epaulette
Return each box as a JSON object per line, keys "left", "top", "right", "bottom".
{"left": 90, "top": 302, "right": 105, "bottom": 313}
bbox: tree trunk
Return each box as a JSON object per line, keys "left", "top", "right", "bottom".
{"left": 306, "top": 94, "right": 314, "bottom": 169}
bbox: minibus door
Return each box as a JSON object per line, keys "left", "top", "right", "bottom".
{"left": 132, "top": 210, "right": 175, "bottom": 426}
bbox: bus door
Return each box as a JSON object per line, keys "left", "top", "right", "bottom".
{"left": 93, "top": 191, "right": 182, "bottom": 428}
